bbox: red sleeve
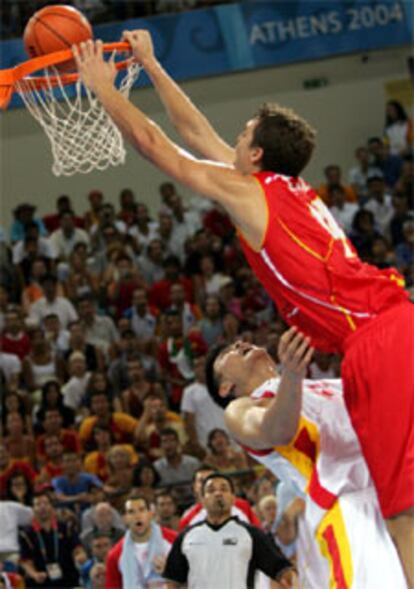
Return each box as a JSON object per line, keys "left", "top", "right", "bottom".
{"left": 105, "top": 540, "right": 123, "bottom": 589}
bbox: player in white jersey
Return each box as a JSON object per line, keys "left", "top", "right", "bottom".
{"left": 205, "top": 328, "right": 406, "bottom": 588}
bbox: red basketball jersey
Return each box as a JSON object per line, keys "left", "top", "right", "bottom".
{"left": 239, "top": 172, "right": 407, "bottom": 353}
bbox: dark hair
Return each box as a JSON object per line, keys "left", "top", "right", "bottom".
{"left": 132, "top": 462, "right": 161, "bottom": 488}
{"left": 251, "top": 103, "right": 316, "bottom": 177}
{"left": 163, "top": 255, "right": 181, "bottom": 269}
{"left": 386, "top": 100, "right": 408, "bottom": 126}
{"left": 6, "top": 471, "right": 33, "bottom": 505}
{"left": 207, "top": 428, "right": 230, "bottom": 451}
{"left": 205, "top": 344, "right": 231, "bottom": 409}
{"left": 191, "top": 464, "right": 215, "bottom": 483}
{"left": 1, "top": 391, "right": 27, "bottom": 427}
{"left": 368, "top": 137, "right": 383, "bottom": 146}
{"left": 76, "top": 293, "right": 95, "bottom": 305}
{"left": 33, "top": 489, "right": 53, "bottom": 504}
{"left": 125, "top": 493, "right": 152, "bottom": 511}
{"left": 201, "top": 473, "right": 235, "bottom": 496}
{"left": 159, "top": 427, "right": 179, "bottom": 441}
{"left": 155, "top": 490, "right": 176, "bottom": 504}
{"left": 91, "top": 531, "right": 113, "bottom": 542}
{"left": 352, "top": 209, "right": 375, "bottom": 231}
{"left": 324, "top": 164, "right": 340, "bottom": 176}
{"left": 40, "top": 273, "right": 58, "bottom": 285}
{"left": 88, "top": 389, "right": 110, "bottom": 406}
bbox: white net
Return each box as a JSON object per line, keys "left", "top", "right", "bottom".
{"left": 16, "top": 59, "right": 141, "bottom": 176}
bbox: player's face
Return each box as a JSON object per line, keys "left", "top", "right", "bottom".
{"left": 215, "top": 341, "right": 270, "bottom": 395}
{"left": 234, "top": 118, "right": 261, "bottom": 174}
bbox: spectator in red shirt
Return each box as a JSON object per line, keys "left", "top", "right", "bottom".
{"left": 0, "top": 444, "right": 37, "bottom": 499}
{"left": 36, "top": 434, "right": 64, "bottom": 484}
{"left": 107, "top": 253, "right": 146, "bottom": 318}
{"left": 202, "top": 202, "right": 234, "bottom": 240}
{"left": 43, "top": 195, "right": 85, "bottom": 233}
{"left": 0, "top": 308, "right": 31, "bottom": 361}
{"left": 117, "top": 188, "right": 137, "bottom": 228}
{"left": 3, "top": 412, "right": 35, "bottom": 464}
{"left": 149, "top": 256, "right": 193, "bottom": 312}
{"left": 35, "top": 409, "right": 80, "bottom": 465}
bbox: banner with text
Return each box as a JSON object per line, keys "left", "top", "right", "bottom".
{"left": 1, "top": 0, "right": 412, "bottom": 108}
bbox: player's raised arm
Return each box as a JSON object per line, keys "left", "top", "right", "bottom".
{"left": 122, "top": 29, "right": 235, "bottom": 164}
{"left": 73, "top": 40, "right": 265, "bottom": 246}
{"left": 225, "top": 329, "right": 313, "bottom": 448}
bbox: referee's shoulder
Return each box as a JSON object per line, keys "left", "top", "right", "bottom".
{"left": 176, "top": 519, "right": 208, "bottom": 538}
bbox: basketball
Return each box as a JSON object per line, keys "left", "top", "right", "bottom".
{"left": 23, "top": 4, "right": 93, "bottom": 64}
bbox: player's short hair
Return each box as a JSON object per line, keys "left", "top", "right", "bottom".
{"left": 205, "top": 344, "right": 231, "bottom": 409}
{"left": 252, "top": 103, "right": 316, "bottom": 177}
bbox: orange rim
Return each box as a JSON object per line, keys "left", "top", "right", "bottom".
{"left": 0, "top": 41, "right": 132, "bottom": 109}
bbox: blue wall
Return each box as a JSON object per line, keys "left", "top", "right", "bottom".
{"left": 1, "top": 0, "right": 413, "bottom": 108}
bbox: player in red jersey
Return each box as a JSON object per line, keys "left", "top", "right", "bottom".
{"left": 74, "top": 31, "right": 414, "bottom": 586}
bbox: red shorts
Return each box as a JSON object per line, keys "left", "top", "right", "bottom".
{"left": 342, "top": 302, "right": 414, "bottom": 518}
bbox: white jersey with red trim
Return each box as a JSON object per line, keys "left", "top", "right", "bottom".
{"left": 248, "top": 377, "right": 371, "bottom": 528}
{"left": 246, "top": 379, "right": 407, "bottom": 588}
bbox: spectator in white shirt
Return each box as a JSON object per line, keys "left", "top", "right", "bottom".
{"left": 128, "top": 203, "right": 158, "bottom": 250}
{"left": 12, "top": 223, "right": 55, "bottom": 265}
{"left": 161, "top": 185, "right": 201, "bottom": 240}
{"left": 76, "top": 294, "right": 119, "bottom": 357}
{"left": 0, "top": 501, "right": 33, "bottom": 561}
{"left": 154, "top": 428, "right": 200, "bottom": 509}
{"left": 43, "top": 313, "right": 70, "bottom": 354}
{"left": 124, "top": 288, "right": 157, "bottom": 346}
{"left": 154, "top": 210, "right": 187, "bottom": 262}
{"left": 62, "top": 351, "right": 91, "bottom": 412}
{"left": 50, "top": 212, "right": 90, "bottom": 262}
{"left": 137, "top": 238, "right": 166, "bottom": 285}
{"left": 329, "top": 185, "right": 359, "bottom": 234}
{"left": 181, "top": 355, "right": 228, "bottom": 457}
{"left": 29, "top": 273, "right": 78, "bottom": 329}
{"left": 0, "top": 351, "right": 21, "bottom": 386}
{"left": 347, "top": 146, "right": 382, "bottom": 203}
{"left": 364, "top": 172, "right": 394, "bottom": 236}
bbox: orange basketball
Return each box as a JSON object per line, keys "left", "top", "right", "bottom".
{"left": 23, "top": 4, "right": 93, "bottom": 68}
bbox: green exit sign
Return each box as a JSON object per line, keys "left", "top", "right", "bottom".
{"left": 303, "top": 77, "right": 329, "bottom": 89}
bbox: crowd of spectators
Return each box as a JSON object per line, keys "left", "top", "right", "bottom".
{"left": 0, "top": 0, "right": 233, "bottom": 39}
{"left": 0, "top": 99, "right": 412, "bottom": 587}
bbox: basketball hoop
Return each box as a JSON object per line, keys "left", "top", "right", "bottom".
{"left": 0, "top": 42, "right": 141, "bottom": 176}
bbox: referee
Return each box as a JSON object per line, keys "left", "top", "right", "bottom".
{"left": 163, "top": 473, "right": 297, "bottom": 588}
